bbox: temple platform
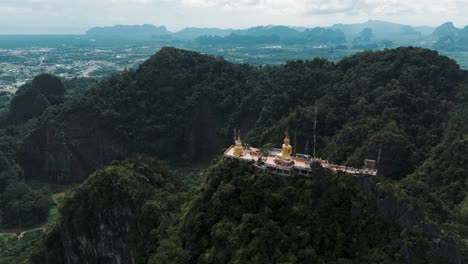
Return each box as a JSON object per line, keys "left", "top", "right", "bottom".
{"left": 224, "top": 145, "right": 377, "bottom": 177}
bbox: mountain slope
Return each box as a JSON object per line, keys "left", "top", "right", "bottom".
{"left": 19, "top": 48, "right": 252, "bottom": 182}
{"left": 175, "top": 160, "right": 402, "bottom": 263}
{"left": 170, "top": 160, "right": 465, "bottom": 263}
{"left": 433, "top": 22, "right": 459, "bottom": 38}
{"left": 29, "top": 158, "right": 467, "bottom": 263}
{"left": 432, "top": 22, "right": 468, "bottom": 51}
{"left": 28, "top": 156, "right": 184, "bottom": 264}
{"left": 16, "top": 47, "right": 467, "bottom": 184}
{"left": 13, "top": 47, "right": 467, "bottom": 263}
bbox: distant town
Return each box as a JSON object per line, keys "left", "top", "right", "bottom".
{"left": 2, "top": 20, "right": 468, "bottom": 95}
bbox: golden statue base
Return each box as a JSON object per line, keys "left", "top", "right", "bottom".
{"left": 274, "top": 155, "right": 294, "bottom": 167}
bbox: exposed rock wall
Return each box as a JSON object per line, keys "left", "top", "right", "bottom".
{"left": 20, "top": 111, "right": 127, "bottom": 183}
{"left": 29, "top": 157, "right": 177, "bottom": 264}
{"left": 355, "top": 175, "right": 466, "bottom": 264}
{"left": 61, "top": 208, "right": 136, "bottom": 264}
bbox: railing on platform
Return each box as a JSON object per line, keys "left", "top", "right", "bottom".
{"left": 224, "top": 148, "right": 377, "bottom": 177}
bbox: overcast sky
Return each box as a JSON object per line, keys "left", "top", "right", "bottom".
{"left": 1, "top": 0, "right": 468, "bottom": 34}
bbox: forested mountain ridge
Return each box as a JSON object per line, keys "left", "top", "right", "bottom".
{"left": 12, "top": 46, "right": 466, "bottom": 184}
{"left": 0, "top": 46, "right": 466, "bottom": 263}
{"left": 17, "top": 48, "right": 253, "bottom": 182}
{"left": 28, "top": 157, "right": 466, "bottom": 263}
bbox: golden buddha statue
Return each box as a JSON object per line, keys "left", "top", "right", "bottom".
{"left": 233, "top": 130, "right": 244, "bottom": 157}
{"left": 281, "top": 130, "right": 292, "bottom": 161}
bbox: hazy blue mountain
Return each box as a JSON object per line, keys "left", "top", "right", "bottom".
{"left": 433, "top": 35, "right": 458, "bottom": 51}
{"left": 232, "top": 25, "right": 303, "bottom": 38}
{"left": 86, "top": 24, "right": 171, "bottom": 38}
{"left": 414, "top": 25, "right": 435, "bottom": 35}
{"left": 291, "top": 26, "right": 307, "bottom": 32}
{"left": 458, "top": 26, "right": 468, "bottom": 43}
{"left": 350, "top": 27, "right": 395, "bottom": 49}
{"left": 354, "top": 28, "right": 374, "bottom": 42}
{"left": 399, "top": 25, "right": 421, "bottom": 36}
{"left": 83, "top": 21, "right": 435, "bottom": 43}
{"left": 173, "top": 27, "right": 233, "bottom": 39}
{"left": 303, "top": 27, "right": 346, "bottom": 44}
{"left": 433, "top": 22, "right": 460, "bottom": 38}
{"left": 432, "top": 22, "right": 468, "bottom": 51}
{"left": 196, "top": 26, "right": 346, "bottom": 46}
{"left": 332, "top": 20, "right": 432, "bottom": 37}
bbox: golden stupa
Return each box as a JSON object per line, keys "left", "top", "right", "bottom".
{"left": 233, "top": 130, "right": 244, "bottom": 157}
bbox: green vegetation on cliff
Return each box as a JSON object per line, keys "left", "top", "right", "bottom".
{"left": 0, "top": 47, "right": 466, "bottom": 263}
{"left": 30, "top": 158, "right": 466, "bottom": 263}
{"left": 16, "top": 47, "right": 467, "bottom": 186}
{"left": 156, "top": 160, "right": 402, "bottom": 263}
{"left": 9, "top": 73, "right": 65, "bottom": 123}
{"left": 0, "top": 231, "right": 44, "bottom": 264}
{"left": 0, "top": 74, "right": 98, "bottom": 261}
{"left": 0, "top": 139, "right": 52, "bottom": 229}
{"left": 29, "top": 156, "right": 186, "bottom": 264}
{"left": 0, "top": 73, "right": 97, "bottom": 230}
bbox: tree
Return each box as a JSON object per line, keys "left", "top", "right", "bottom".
{"left": 2, "top": 182, "right": 51, "bottom": 227}
{"left": 365, "top": 122, "right": 414, "bottom": 179}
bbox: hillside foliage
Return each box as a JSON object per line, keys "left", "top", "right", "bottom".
{"left": 0, "top": 47, "right": 466, "bottom": 263}
{"left": 19, "top": 47, "right": 465, "bottom": 185}
{"left": 28, "top": 156, "right": 186, "bottom": 264}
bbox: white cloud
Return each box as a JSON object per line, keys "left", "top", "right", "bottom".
{"left": 0, "top": 0, "right": 467, "bottom": 34}
{"left": 177, "top": 0, "right": 462, "bottom": 17}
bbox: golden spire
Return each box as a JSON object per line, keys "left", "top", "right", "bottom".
{"left": 233, "top": 128, "right": 244, "bottom": 157}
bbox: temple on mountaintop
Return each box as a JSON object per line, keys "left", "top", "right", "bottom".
{"left": 224, "top": 129, "right": 378, "bottom": 177}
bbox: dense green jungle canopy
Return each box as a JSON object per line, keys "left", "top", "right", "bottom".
{"left": 0, "top": 47, "right": 466, "bottom": 263}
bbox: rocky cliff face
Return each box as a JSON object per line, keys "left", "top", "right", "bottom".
{"left": 355, "top": 176, "right": 466, "bottom": 264}
{"left": 20, "top": 110, "right": 127, "bottom": 183}
{"left": 29, "top": 156, "right": 181, "bottom": 264}
{"left": 61, "top": 207, "right": 137, "bottom": 264}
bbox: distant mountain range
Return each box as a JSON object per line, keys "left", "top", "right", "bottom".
{"left": 86, "top": 20, "right": 468, "bottom": 51}
{"left": 195, "top": 26, "right": 346, "bottom": 46}
{"left": 174, "top": 27, "right": 233, "bottom": 39}
{"left": 86, "top": 24, "right": 171, "bottom": 37}
{"left": 432, "top": 22, "right": 468, "bottom": 51}
{"left": 87, "top": 20, "right": 435, "bottom": 39}
{"left": 86, "top": 24, "right": 231, "bottom": 40}
{"left": 331, "top": 20, "right": 433, "bottom": 37}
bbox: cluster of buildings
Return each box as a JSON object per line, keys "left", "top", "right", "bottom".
{"left": 224, "top": 130, "right": 378, "bottom": 177}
